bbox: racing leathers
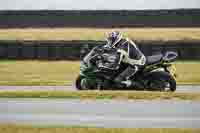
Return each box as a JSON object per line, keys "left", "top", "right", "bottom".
{"left": 83, "top": 38, "right": 146, "bottom": 88}
{"left": 112, "top": 38, "right": 146, "bottom": 87}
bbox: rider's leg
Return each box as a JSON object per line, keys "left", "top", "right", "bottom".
{"left": 114, "top": 65, "right": 138, "bottom": 87}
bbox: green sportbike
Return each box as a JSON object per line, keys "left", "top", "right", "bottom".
{"left": 76, "top": 45, "right": 177, "bottom": 91}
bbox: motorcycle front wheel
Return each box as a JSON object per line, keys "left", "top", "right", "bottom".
{"left": 75, "top": 75, "right": 84, "bottom": 90}
{"left": 75, "top": 75, "right": 99, "bottom": 90}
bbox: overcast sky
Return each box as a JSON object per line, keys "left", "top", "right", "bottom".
{"left": 0, "top": 0, "right": 200, "bottom": 10}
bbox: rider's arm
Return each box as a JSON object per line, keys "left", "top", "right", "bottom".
{"left": 117, "top": 49, "right": 126, "bottom": 65}
{"left": 128, "top": 39, "right": 145, "bottom": 58}
{"left": 118, "top": 38, "right": 146, "bottom": 66}
{"left": 83, "top": 46, "right": 100, "bottom": 67}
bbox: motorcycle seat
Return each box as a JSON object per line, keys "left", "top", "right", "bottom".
{"left": 146, "top": 54, "right": 163, "bottom": 65}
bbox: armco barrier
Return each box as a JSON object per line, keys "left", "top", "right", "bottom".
{"left": 0, "top": 10, "right": 200, "bottom": 28}
{"left": 0, "top": 40, "right": 199, "bottom": 60}
{"left": 21, "top": 45, "right": 35, "bottom": 59}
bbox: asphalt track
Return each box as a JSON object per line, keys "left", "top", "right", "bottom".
{"left": 0, "top": 85, "right": 200, "bottom": 128}
{"left": 0, "top": 98, "right": 200, "bottom": 128}
{"left": 0, "top": 85, "right": 200, "bottom": 92}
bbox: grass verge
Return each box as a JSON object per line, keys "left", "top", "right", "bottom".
{"left": 0, "top": 60, "right": 200, "bottom": 85}
{"left": 0, "top": 124, "right": 199, "bottom": 133}
{"left": 0, "top": 60, "right": 79, "bottom": 86}
{"left": 0, "top": 28, "right": 200, "bottom": 42}
{"left": 0, "top": 90, "right": 200, "bottom": 100}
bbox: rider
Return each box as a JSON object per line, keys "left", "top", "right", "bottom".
{"left": 105, "top": 31, "right": 146, "bottom": 87}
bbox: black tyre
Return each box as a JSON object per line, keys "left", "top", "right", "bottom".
{"left": 75, "top": 75, "right": 96, "bottom": 90}
{"left": 75, "top": 75, "right": 84, "bottom": 90}
{"left": 146, "top": 71, "right": 176, "bottom": 92}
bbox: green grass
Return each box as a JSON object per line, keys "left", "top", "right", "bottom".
{"left": 0, "top": 28, "right": 200, "bottom": 42}
{"left": 0, "top": 60, "right": 199, "bottom": 85}
{"left": 0, "top": 90, "right": 200, "bottom": 100}
{"left": 0, "top": 124, "right": 199, "bottom": 133}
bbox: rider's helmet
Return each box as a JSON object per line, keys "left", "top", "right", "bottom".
{"left": 106, "top": 31, "right": 122, "bottom": 48}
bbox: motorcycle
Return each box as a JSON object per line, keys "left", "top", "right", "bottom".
{"left": 75, "top": 45, "right": 178, "bottom": 91}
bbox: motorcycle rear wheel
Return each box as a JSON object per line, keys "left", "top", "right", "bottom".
{"left": 146, "top": 71, "right": 176, "bottom": 92}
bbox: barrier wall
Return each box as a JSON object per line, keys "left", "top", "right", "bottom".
{"left": 0, "top": 40, "right": 199, "bottom": 60}
{"left": 0, "top": 9, "right": 200, "bottom": 28}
